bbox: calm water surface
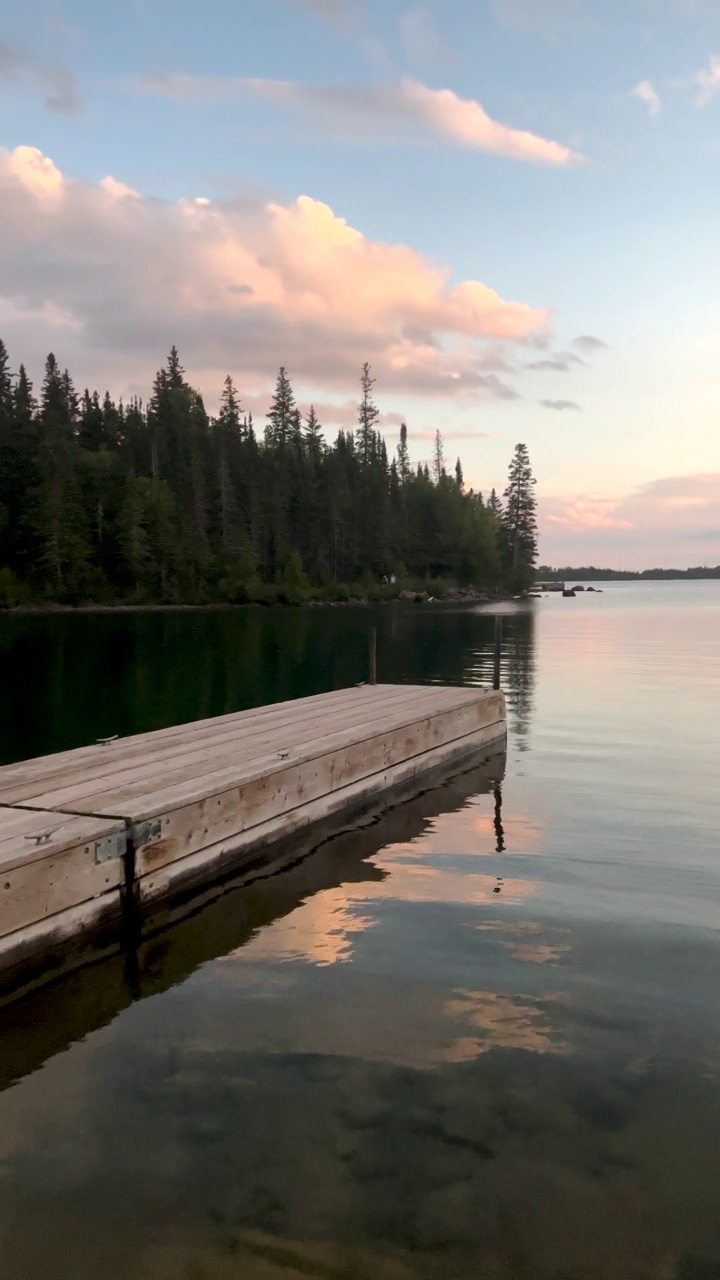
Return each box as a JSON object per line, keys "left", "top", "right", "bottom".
{"left": 0, "top": 583, "right": 719, "bottom": 1280}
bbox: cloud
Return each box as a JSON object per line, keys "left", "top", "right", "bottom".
{"left": 540, "top": 473, "right": 720, "bottom": 569}
{"left": 695, "top": 55, "right": 720, "bottom": 106}
{"left": 527, "top": 352, "right": 586, "bottom": 372}
{"left": 571, "top": 334, "right": 608, "bottom": 352}
{"left": 545, "top": 496, "right": 631, "bottom": 530}
{"left": 631, "top": 80, "right": 661, "bottom": 117}
{"left": 409, "top": 427, "right": 500, "bottom": 441}
{"left": 0, "top": 144, "right": 546, "bottom": 405}
{"left": 139, "top": 74, "right": 584, "bottom": 166}
{"left": 0, "top": 36, "right": 81, "bottom": 113}
{"left": 539, "top": 399, "right": 582, "bottom": 411}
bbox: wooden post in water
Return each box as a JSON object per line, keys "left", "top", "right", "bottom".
{"left": 369, "top": 627, "right": 378, "bottom": 685}
{"left": 492, "top": 616, "right": 503, "bottom": 690}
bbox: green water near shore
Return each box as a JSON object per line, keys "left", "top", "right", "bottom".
{"left": 0, "top": 583, "right": 719, "bottom": 1279}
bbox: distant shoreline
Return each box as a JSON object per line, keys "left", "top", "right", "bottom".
{"left": 2, "top": 577, "right": 717, "bottom": 618}
{"left": 538, "top": 569, "right": 720, "bottom": 582}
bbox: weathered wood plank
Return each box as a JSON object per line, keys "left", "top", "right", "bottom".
{"left": 22, "top": 688, "right": 495, "bottom": 816}
{"left": 0, "top": 809, "right": 125, "bottom": 872}
{"left": 0, "top": 808, "right": 126, "bottom": 939}
{"left": 0, "top": 685, "right": 423, "bottom": 801}
{"left": 0, "top": 687, "right": 434, "bottom": 810}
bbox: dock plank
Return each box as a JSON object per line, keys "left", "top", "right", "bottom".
{"left": 85, "top": 692, "right": 504, "bottom": 821}
{"left": 0, "top": 687, "right": 488, "bottom": 813}
{"left": 0, "top": 808, "right": 126, "bottom": 941}
{"left": 0, "top": 687, "right": 431, "bottom": 809}
{"left": 0, "top": 685, "right": 420, "bottom": 800}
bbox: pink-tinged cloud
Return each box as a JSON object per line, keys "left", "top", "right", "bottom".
{"left": 540, "top": 474, "right": 720, "bottom": 569}
{"left": 695, "top": 54, "right": 720, "bottom": 106}
{"left": 631, "top": 80, "right": 661, "bottom": 117}
{"left": 140, "top": 74, "right": 582, "bottom": 166}
{"left": 398, "top": 78, "right": 583, "bottom": 165}
{"left": 0, "top": 145, "right": 547, "bottom": 405}
{"left": 545, "top": 496, "right": 632, "bottom": 531}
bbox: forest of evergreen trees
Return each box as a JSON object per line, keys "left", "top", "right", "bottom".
{"left": 0, "top": 341, "right": 538, "bottom": 607}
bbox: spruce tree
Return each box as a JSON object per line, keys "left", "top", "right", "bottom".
{"left": 304, "top": 405, "right": 322, "bottom": 451}
{"left": 432, "top": 430, "right": 445, "bottom": 484}
{"left": 266, "top": 367, "right": 296, "bottom": 448}
{"left": 502, "top": 443, "right": 537, "bottom": 589}
{"left": 397, "top": 422, "right": 410, "bottom": 482}
{"left": 357, "top": 362, "right": 379, "bottom": 466}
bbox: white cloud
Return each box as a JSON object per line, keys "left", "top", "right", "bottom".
{"left": 0, "top": 144, "right": 547, "bottom": 405}
{"left": 631, "top": 80, "right": 661, "bottom": 117}
{"left": 695, "top": 55, "right": 720, "bottom": 107}
{"left": 139, "top": 74, "right": 584, "bottom": 166}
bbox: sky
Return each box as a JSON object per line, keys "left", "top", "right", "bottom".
{"left": 0, "top": 0, "right": 719, "bottom": 568}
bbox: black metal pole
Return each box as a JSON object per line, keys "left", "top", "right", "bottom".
{"left": 492, "top": 616, "right": 503, "bottom": 690}
{"left": 369, "top": 626, "right": 377, "bottom": 685}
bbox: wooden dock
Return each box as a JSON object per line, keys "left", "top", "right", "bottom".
{"left": 0, "top": 683, "right": 506, "bottom": 999}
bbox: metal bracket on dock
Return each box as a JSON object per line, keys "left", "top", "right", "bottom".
{"left": 130, "top": 818, "right": 163, "bottom": 848}
{"left": 94, "top": 831, "right": 129, "bottom": 864}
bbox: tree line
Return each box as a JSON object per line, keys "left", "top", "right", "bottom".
{"left": 0, "top": 341, "right": 538, "bottom": 607}
{"left": 537, "top": 566, "right": 720, "bottom": 581}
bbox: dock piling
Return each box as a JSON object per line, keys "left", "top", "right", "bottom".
{"left": 492, "top": 617, "right": 503, "bottom": 690}
{"left": 369, "top": 627, "right": 378, "bottom": 685}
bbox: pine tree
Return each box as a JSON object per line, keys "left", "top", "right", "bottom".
{"left": 41, "top": 354, "right": 73, "bottom": 444}
{"left": 455, "top": 458, "right": 464, "bottom": 490}
{"left": 502, "top": 443, "right": 537, "bottom": 589}
{"left": 304, "top": 405, "right": 323, "bottom": 451}
{"left": 266, "top": 367, "right": 296, "bottom": 447}
{"left": 357, "top": 362, "right": 379, "bottom": 466}
{"left": 78, "top": 389, "right": 105, "bottom": 451}
{"left": 397, "top": 422, "right": 410, "bottom": 482}
{"left": 0, "top": 340, "right": 15, "bottom": 567}
{"left": 487, "top": 488, "right": 503, "bottom": 520}
{"left": 215, "top": 376, "right": 242, "bottom": 560}
{"left": 432, "top": 430, "right": 445, "bottom": 484}
{"left": 0, "top": 339, "right": 12, "bottom": 430}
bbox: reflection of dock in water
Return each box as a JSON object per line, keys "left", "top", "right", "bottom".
{"left": 0, "top": 748, "right": 505, "bottom": 1094}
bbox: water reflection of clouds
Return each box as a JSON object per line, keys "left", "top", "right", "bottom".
{"left": 445, "top": 990, "right": 568, "bottom": 1059}
{"left": 230, "top": 864, "right": 538, "bottom": 971}
{"left": 229, "top": 888, "right": 375, "bottom": 968}
{"left": 218, "top": 789, "right": 544, "bottom": 972}
{"left": 478, "top": 919, "right": 571, "bottom": 966}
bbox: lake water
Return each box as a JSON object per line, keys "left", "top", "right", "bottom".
{"left": 0, "top": 583, "right": 719, "bottom": 1280}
